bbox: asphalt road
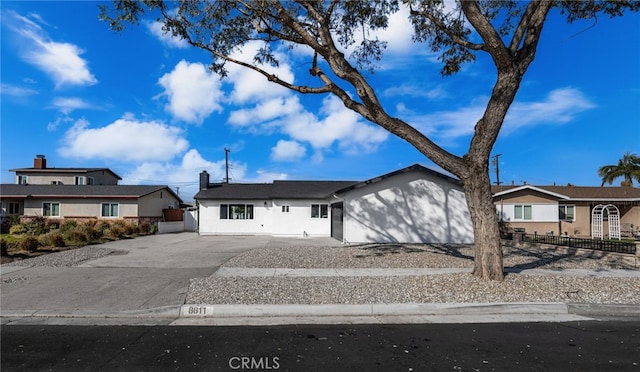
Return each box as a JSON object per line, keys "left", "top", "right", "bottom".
{"left": 2, "top": 321, "right": 639, "bottom": 371}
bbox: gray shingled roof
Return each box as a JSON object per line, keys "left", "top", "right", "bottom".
{"left": 194, "top": 163, "right": 462, "bottom": 201}
{"left": 0, "top": 184, "right": 182, "bottom": 201}
{"left": 195, "top": 181, "right": 358, "bottom": 200}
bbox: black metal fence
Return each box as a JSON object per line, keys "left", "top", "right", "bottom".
{"left": 512, "top": 233, "right": 637, "bottom": 254}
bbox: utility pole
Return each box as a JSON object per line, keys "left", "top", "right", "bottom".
{"left": 224, "top": 148, "right": 231, "bottom": 184}
{"left": 492, "top": 153, "right": 502, "bottom": 186}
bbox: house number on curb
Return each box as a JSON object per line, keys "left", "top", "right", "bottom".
{"left": 186, "top": 306, "right": 208, "bottom": 315}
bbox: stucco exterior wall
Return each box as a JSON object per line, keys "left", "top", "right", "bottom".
{"left": 341, "top": 169, "right": 474, "bottom": 244}
{"left": 138, "top": 190, "right": 180, "bottom": 217}
{"left": 15, "top": 171, "right": 119, "bottom": 185}
{"left": 198, "top": 199, "right": 334, "bottom": 237}
{"left": 22, "top": 199, "right": 138, "bottom": 219}
{"left": 198, "top": 200, "right": 270, "bottom": 235}
{"left": 271, "top": 199, "right": 333, "bottom": 237}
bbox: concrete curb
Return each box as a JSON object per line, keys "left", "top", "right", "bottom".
{"left": 0, "top": 306, "right": 181, "bottom": 319}
{"left": 178, "top": 302, "right": 574, "bottom": 318}
{"left": 3, "top": 303, "right": 639, "bottom": 325}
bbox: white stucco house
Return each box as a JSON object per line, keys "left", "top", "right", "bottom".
{"left": 195, "top": 164, "right": 474, "bottom": 244}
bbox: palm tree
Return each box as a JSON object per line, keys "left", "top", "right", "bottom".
{"left": 598, "top": 152, "right": 640, "bottom": 187}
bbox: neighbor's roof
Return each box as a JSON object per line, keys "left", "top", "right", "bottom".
{"left": 0, "top": 184, "right": 182, "bottom": 202}
{"left": 492, "top": 184, "right": 640, "bottom": 201}
{"left": 9, "top": 167, "right": 123, "bottom": 180}
{"left": 194, "top": 181, "right": 358, "bottom": 200}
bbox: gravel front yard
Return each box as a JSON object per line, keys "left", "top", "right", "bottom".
{"left": 186, "top": 243, "right": 640, "bottom": 305}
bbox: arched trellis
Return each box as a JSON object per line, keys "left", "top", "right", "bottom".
{"left": 591, "top": 204, "right": 621, "bottom": 240}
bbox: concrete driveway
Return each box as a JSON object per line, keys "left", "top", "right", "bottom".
{"left": 1, "top": 233, "right": 335, "bottom": 314}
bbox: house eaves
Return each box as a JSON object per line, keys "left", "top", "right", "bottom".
{"left": 9, "top": 167, "right": 123, "bottom": 180}
{"left": 0, "top": 184, "right": 181, "bottom": 202}
{"left": 335, "top": 163, "right": 461, "bottom": 195}
{"left": 492, "top": 185, "right": 570, "bottom": 200}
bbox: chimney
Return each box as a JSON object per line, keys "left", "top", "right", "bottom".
{"left": 34, "top": 155, "right": 47, "bottom": 169}
{"left": 199, "top": 170, "right": 210, "bottom": 190}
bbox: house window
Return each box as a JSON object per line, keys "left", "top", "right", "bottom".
{"left": 8, "top": 202, "right": 20, "bottom": 215}
{"left": 101, "top": 203, "right": 119, "bottom": 217}
{"left": 51, "top": 180, "right": 63, "bottom": 185}
{"left": 87, "top": 177, "right": 95, "bottom": 185}
{"left": 514, "top": 205, "right": 532, "bottom": 220}
{"left": 75, "top": 176, "right": 85, "bottom": 185}
{"left": 311, "top": 204, "right": 329, "bottom": 218}
{"left": 559, "top": 205, "right": 575, "bottom": 221}
{"left": 43, "top": 202, "right": 60, "bottom": 217}
{"left": 220, "top": 204, "right": 254, "bottom": 220}
{"left": 282, "top": 205, "right": 290, "bottom": 213}
{"left": 17, "top": 175, "right": 28, "bottom": 184}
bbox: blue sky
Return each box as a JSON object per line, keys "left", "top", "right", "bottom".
{"left": 2, "top": 2, "right": 639, "bottom": 201}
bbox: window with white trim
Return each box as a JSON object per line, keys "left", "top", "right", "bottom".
{"left": 282, "top": 205, "right": 290, "bottom": 213}
{"left": 17, "top": 175, "right": 28, "bottom": 184}
{"left": 559, "top": 205, "right": 575, "bottom": 221}
{"left": 88, "top": 177, "right": 95, "bottom": 185}
{"left": 311, "top": 204, "right": 329, "bottom": 218}
{"left": 514, "top": 205, "right": 532, "bottom": 220}
{"left": 43, "top": 202, "right": 60, "bottom": 217}
{"left": 8, "top": 202, "right": 20, "bottom": 215}
{"left": 75, "top": 176, "right": 85, "bottom": 185}
{"left": 220, "top": 204, "right": 254, "bottom": 220}
{"left": 101, "top": 203, "right": 119, "bottom": 217}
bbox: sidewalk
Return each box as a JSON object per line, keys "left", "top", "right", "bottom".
{"left": 2, "top": 234, "right": 639, "bottom": 326}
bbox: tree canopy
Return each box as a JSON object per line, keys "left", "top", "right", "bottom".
{"left": 100, "top": 0, "right": 639, "bottom": 280}
{"left": 599, "top": 152, "right": 640, "bottom": 187}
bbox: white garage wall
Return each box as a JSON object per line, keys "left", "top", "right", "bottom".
{"left": 342, "top": 169, "right": 474, "bottom": 244}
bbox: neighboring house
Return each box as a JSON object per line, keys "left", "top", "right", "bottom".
{"left": 1, "top": 155, "right": 183, "bottom": 224}
{"left": 11, "top": 155, "right": 121, "bottom": 186}
{"left": 492, "top": 184, "right": 640, "bottom": 238}
{"left": 195, "top": 164, "right": 474, "bottom": 244}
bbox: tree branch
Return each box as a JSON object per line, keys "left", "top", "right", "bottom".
{"left": 460, "top": 1, "right": 512, "bottom": 70}
{"left": 409, "top": 8, "right": 484, "bottom": 51}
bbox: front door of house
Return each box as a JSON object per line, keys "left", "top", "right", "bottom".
{"left": 331, "top": 202, "right": 343, "bottom": 242}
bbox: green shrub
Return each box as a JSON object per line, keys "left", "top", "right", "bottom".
{"left": 60, "top": 220, "right": 78, "bottom": 234}
{"left": 68, "top": 230, "right": 89, "bottom": 245}
{"left": 39, "top": 231, "right": 66, "bottom": 248}
{"left": 19, "top": 236, "right": 40, "bottom": 252}
{"left": 106, "top": 224, "right": 125, "bottom": 239}
{"left": 25, "top": 216, "right": 48, "bottom": 235}
{"left": 139, "top": 222, "right": 152, "bottom": 235}
{"left": 45, "top": 219, "right": 62, "bottom": 230}
{"left": 9, "top": 224, "right": 27, "bottom": 235}
{"left": 79, "top": 222, "right": 102, "bottom": 241}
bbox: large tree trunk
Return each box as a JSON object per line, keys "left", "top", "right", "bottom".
{"left": 462, "top": 164, "right": 504, "bottom": 281}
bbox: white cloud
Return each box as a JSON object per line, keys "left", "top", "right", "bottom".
{"left": 408, "top": 87, "right": 595, "bottom": 141}
{"left": 59, "top": 116, "right": 189, "bottom": 162}
{"left": 1, "top": 83, "right": 38, "bottom": 97}
{"left": 51, "top": 97, "right": 91, "bottom": 114}
{"left": 157, "top": 60, "right": 224, "bottom": 124}
{"left": 121, "top": 149, "right": 240, "bottom": 201}
{"left": 504, "top": 88, "right": 596, "bottom": 132}
{"left": 383, "top": 84, "right": 448, "bottom": 100}
{"left": 271, "top": 140, "right": 306, "bottom": 162}
{"left": 6, "top": 11, "right": 97, "bottom": 87}
{"left": 146, "top": 20, "right": 189, "bottom": 49}
{"left": 226, "top": 41, "right": 294, "bottom": 104}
